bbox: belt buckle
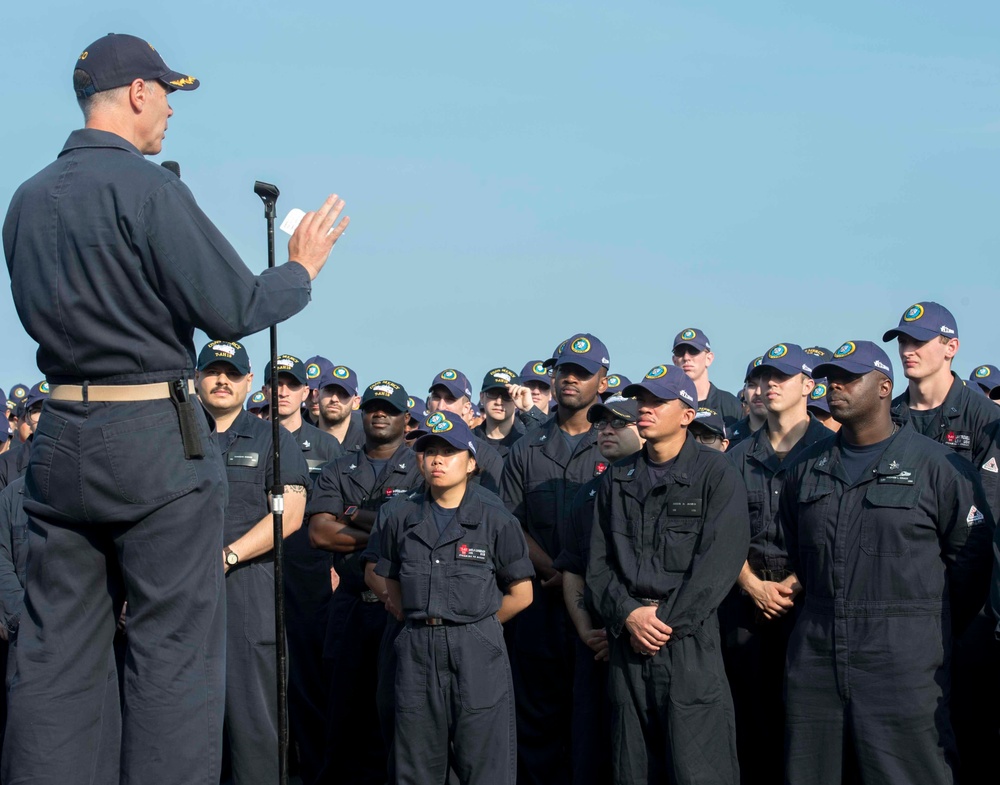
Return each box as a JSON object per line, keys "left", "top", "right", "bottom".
{"left": 425, "top": 617, "right": 445, "bottom": 627}
{"left": 360, "top": 589, "right": 380, "bottom": 603}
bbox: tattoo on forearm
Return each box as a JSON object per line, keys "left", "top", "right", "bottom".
{"left": 574, "top": 591, "right": 586, "bottom": 611}
{"left": 286, "top": 485, "right": 306, "bottom": 497}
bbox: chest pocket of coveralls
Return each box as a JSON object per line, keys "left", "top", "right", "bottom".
{"left": 448, "top": 548, "right": 495, "bottom": 618}
{"left": 525, "top": 483, "right": 559, "bottom": 554}
{"left": 224, "top": 466, "right": 264, "bottom": 523}
{"left": 860, "top": 484, "right": 915, "bottom": 557}
{"left": 746, "top": 490, "right": 766, "bottom": 537}
{"left": 796, "top": 487, "right": 833, "bottom": 553}
{"left": 657, "top": 497, "right": 702, "bottom": 574}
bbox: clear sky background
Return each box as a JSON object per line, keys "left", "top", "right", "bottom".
{"left": 2, "top": 2, "right": 998, "bottom": 402}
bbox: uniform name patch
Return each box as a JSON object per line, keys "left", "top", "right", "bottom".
{"left": 385, "top": 487, "right": 409, "bottom": 497}
{"left": 228, "top": 452, "right": 260, "bottom": 467}
{"left": 967, "top": 506, "right": 984, "bottom": 526}
{"left": 456, "top": 543, "right": 487, "bottom": 562}
{"left": 668, "top": 500, "right": 702, "bottom": 517}
{"left": 878, "top": 470, "right": 914, "bottom": 485}
{"left": 944, "top": 431, "right": 972, "bottom": 450}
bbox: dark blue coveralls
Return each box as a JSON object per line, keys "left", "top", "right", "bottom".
{"left": 2, "top": 128, "right": 314, "bottom": 784}
{"left": 892, "top": 375, "right": 1000, "bottom": 785}
{"left": 501, "top": 417, "right": 605, "bottom": 785}
{"left": 375, "top": 484, "right": 534, "bottom": 785}
{"left": 470, "top": 435, "right": 504, "bottom": 494}
{"left": 779, "top": 422, "right": 995, "bottom": 785}
{"left": 472, "top": 407, "right": 545, "bottom": 460}
{"left": 308, "top": 443, "right": 422, "bottom": 784}
{"left": 552, "top": 476, "right": 612, "bottom": 785}
{"left": 282, "top": 421, "right": 343, "bottom": 785}
{"left": 0, "top": 478, "right": 122, "bottom": 783}
{"left": 587, "top": 437, "right": 749, "bottom": 785}
{"left": 218, "top": 411, "right": 310, "bottom": 785}
{"left": 702, "top": 383, "right": 743, "bottom": 430}
{"left": 722, "top": 417, "right": 832, "bottom": 783}
{"left": 0, "top": 438, "right": 31, "bottom": 492}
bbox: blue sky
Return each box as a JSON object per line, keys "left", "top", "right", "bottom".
{"left": 2, "top": 2, "right": 998, "bottom": 401}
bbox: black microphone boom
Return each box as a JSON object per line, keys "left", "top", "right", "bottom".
{"left": 161, "top": 161, "right": 181, "bottom": 179}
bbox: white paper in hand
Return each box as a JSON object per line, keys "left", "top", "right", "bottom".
{"left": 280, "top": 208, "right": 306, "bottom": 235}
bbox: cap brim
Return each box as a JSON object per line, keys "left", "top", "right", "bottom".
{"left": 429, "top": 381, "right": 468, "bottom": 398}
{"left": 811, "top": 360, "right": 882, "bottom": 379}
{"left": 750, "top": 360, "right": 811, "bottom": 379}
{"left": 161, "top": 71, "right": 200, "bottom": 91}
{"left": 361, "top": 399, "right": 406, "bottom": 414}
{"left": 587, "top": 402, "right": 637, "bottom": 424}
{"left": 621, "top": 381, "right": 690, "bottom": 407}
{"left": 882, "top": 325, "right": 941, "bottom": 342}
{"left": 689, "top": 420, "right": 725, "bottom": 437}
{"left": 554, "top": 357, "right": 603, "bottom": 374}
{"left": 412, "top": 431, "right": 476, "bottom": 455}
{"left": 673, "top": 341, "right": 709, "bottom": 353}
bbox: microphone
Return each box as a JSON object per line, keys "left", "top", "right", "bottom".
{"left": 161, "top": 161, "right": 181, "bottom": 179}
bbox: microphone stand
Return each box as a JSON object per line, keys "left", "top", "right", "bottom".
{"left": 253, "top": 180, "right": 288, "bottom": 785}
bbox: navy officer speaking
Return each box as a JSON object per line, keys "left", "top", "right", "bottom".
{"left": 1, "top": 33, "right": 348, "bottom": 785}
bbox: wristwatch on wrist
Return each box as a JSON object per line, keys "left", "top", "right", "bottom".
{"left": 224, "top": 546, "right": 239, "bottom": 568}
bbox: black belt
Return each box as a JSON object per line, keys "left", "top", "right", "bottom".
{"left": 407, "top": 617, "right": 461, "bottom": 627}
{"left": 756, "top": 568, "right": 791, "bottom": 582}
{"left": 636, "top": 597, "right": 662, "bottom": 607}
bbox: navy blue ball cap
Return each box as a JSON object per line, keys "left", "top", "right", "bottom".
{"left": 518, "top": 360, "right": 552, "bottom": 386}
{"left": 601, "top": 373, "right": 632, "bottom": 401}
{"left": 743, "top": 356, "right": 764, "bottom": 383}
{"left": 481, "top": 367, "right": 518, "bottom": 392}
{"left": 75, "top": 34, "right": 199, "bottom": 97}
{"left": 317, "top": 364, "right": 359, "bottom": 397}
{"left": 672, "top": 328, "right": 711, "bottom": 354}
{"left": 752, "top": 343, "right": 814, "bottom": 379}
{"left": 812, "top": 341, "right": 894, "bottom": 384}
{"left": 969, "top": 364, "right": 1000, "bottom": 395}
{"left": 24, "top": 381, "right": 51, "bottom": 410}
{"left": 0, "top": 388, "right": 6, "bottom": 414}
{"left": 305, "top": 356, "right": 332, "bottom": 390}
{"left": 553, "top": 333, "right": 611, "bottom": 375}
{"left": 428, "top": 369, "right": 473, "bottom": 399}
{"left": 264, "top": 354, "right": 308, "bottom": 385}
{"left": 406, "top": 396, "right": 427, "bottom": 421}
{"left": 411, "top": 411, "right": 478, "bottom": 456}
{"left": 247, "top": 389, "right": 269, "bottom": 412}
{"left": 623, "top": 365, "right": 698, "bottom": 410}
{"left": 360, "top": 380, "right": 409, "bottom": 413}
{"left": 804, "top": 346, "right": 833, "bottom": 363}
{"left": 7, "top": 383, "right": 28, "bottom": 413}
{"left": 807, "top": 378, "right": 831, "bottom": 414}
{"left": 197, "top": 340, "right": 252, "bottom": 376}
{"left": 587, "top": 394, "right": 640, "bottom": 424}
{"left": 883, "top": 301, "right": 958, "bottom": 343}
{"left": 690, "top": 407, "right": 726, "bottom": 438}
{"left": 542, "top": 338, "right": 572, "bottom": 369}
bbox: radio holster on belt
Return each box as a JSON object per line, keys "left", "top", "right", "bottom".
{"left": 169, "top": 379, "right": 205, "bottom": 460}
